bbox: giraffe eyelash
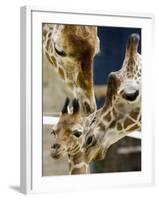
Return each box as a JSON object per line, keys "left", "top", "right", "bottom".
{"left": 54, "top": 43, "right": 66, "bottom": 57}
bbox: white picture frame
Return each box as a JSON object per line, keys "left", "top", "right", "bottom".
{"left": 20, "top": 6, "right": 154, "bottom": 194}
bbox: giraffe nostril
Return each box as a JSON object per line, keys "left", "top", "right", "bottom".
{"left": 122, "top": 90, "right": 139, "bottom": 101}
{"left": 52, "top": 143, "right": 61, "bottom": 150}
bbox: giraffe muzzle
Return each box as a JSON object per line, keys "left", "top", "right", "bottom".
{"left": 122, "top": 89, "right": 139, "bottom": 102}
{"left": 50, "top": 143, "right": 62, "bottom": 159}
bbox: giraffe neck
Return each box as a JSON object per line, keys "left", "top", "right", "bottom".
{"left": 95, "top": 103, "right": 141, "bottom": 148}
{"left": 119, "top": 106, "right": 141, "bottom": 133}
{"left": 68, "top": 151, "right": 89, "bottom": 175}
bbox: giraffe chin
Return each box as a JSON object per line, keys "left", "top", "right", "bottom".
{"left": 93, "top": 148, "right": 106, "bottom": 161}
{"left": 86, "top": 147, "right": 105, "bottom": 162}
{"left": 94, "top": 150, "right": 106, "bottom": 161}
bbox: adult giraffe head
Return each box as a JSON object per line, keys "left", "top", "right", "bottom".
{"left": 43, "top": 24, "right": 100, "bottom": 115}
{"left": 83, "top": 33, "right": 142, "bottom": 162}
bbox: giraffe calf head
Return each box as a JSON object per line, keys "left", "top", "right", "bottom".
{"left": 50, "top": 98, "right": 85, "bottom": 159}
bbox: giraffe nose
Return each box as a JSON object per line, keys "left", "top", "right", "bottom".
{"left": 122, "top": 90, "right": 139, "bottom": 101}
{"left": 51, "top": 143, "right": 61, "bottom": 150}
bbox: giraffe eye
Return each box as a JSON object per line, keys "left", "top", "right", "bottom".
{"left": 86, "top": 135, "right": 96, "bottom": 147}
{"left": 73, "top": 130, "right": 82, "bottom": 138}
{"left": 54, "top": 43, "right": 66, "bottom": 57}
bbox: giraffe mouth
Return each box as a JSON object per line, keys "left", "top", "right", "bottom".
{"left": 50, "top": 152, "right": 61, "bottom": 159}
{"left": 50, "top": 149, "right": 65, "bottom": 159}
{"left": 93, "top": 148, "right": 105, "bottom": 160}
{"left": 51, "top": 153, "right": 60, "bottom": 159}
{"left": 85, "top": 145, "right": 102, "bottom": 162}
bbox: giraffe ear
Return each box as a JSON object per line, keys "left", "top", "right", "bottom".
{"left": 61, "top": 97, "right": 70, "bottom": 114}
{"left": 126, "top": 33, "right": 140, "bottom": 56}
{"left": 72, "top": 98, "right": 80, "bottom": 114}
